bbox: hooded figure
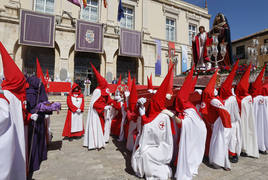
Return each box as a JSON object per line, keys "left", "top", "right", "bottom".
{"left": 126, "top": 78, "right": 140, "bottom": 151}
{"left": 235, "top": 64, "right": 259, "bottom": 158}
{"left": 0, "top": 42, "right": 27, "bottom": 180}
{"left": 200, "top": 70, "right": 232, "bottom": 170}
{"left": 131, "top": 65, "right": 175, "bottom": 180}
{"left": 83, "top": 64, "right": 118, "bottom": 150}
{"left": 62, "top": 83, "right": 85, "bottom": 138}
{"left": 26, "top": 76, "right": 48, "bottom": 176}
{"left": 251, "top": 65, "right": 268, "bottom": 154}
{"left": 174, "top": 65, "right": 207, "bottom": 180}
{"left": 219, "top": 60, "right": 242, "bottom": 163}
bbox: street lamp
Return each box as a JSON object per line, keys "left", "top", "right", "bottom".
{"left": 247, "top": 38, "right": 259, "bottom": 66}
{"left": 206, "top": 33, "right": 227, "bottom": 69}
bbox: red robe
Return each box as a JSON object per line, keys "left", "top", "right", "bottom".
{"left": 62, "top": 93, "right": 85, "bottom": 137}
{"left": 203, "top": 97, "right": 231, "bottom": 157}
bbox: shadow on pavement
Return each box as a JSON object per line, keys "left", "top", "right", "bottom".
{"left": 47, "top": 140, "right": 62, "bottom": 151}
{"left": 111, "top": 137, "right": 136, "bottom": 177}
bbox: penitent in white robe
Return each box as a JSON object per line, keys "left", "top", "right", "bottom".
{"left": 240, "top": 95, "right": 259, "bottom": 158}
{"left": 83, "top": 89, "right": 105, "bottom": 150}
{"left": 132, "top": 113, "right": 173, "bottom": 180}
{"left": 0, "top": 90, "right": 26, "bottom": 180}
{"left": 225, "top": 96, "right": 242, "bottom": 155}
{"left": 253, "top": 95, "right": 268, "bottom": 152}
{"left": 209, "top": 99, "right": 231, "bottom": 169}
{"left": 126, "top": 117, "right": 142, "bottom": 151}
{"left": 175, "top": 108, "right": 207, "bottom": 180}
{"left": 118, "top": 104, "right": 127, "bottom": 142}
{"left": 104, "top": 106, "right": 116, "bottom": 143}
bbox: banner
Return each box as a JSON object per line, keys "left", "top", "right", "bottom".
{"left": 181, "top": 45, "right": 188, "bottom": 73}
{"left": 120, "top": 28, "right": 141, "bottom": 57}
{"left": 19, "top": 10, "right": 55, "bottom": 48}
{"left": 75, "top": 20, "right": 103, "bottom": 53}
{"left": 155, "top": 40, "right": 161, "bottom": 76}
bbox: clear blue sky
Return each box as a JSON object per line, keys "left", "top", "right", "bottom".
{"left": 183, "top": 0, "right": 268, "bottom": 41}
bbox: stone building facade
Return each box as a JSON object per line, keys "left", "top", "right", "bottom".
{"left": 232, "top": 29, "right": 268, "bottom": 67}
{"left": 0, "top": 0, "right": 210, "bottom": 88}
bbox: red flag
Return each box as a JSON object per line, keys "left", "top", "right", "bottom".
{"left": 82, "top": 0, "right": 87, "bottom": 8}
{"left": 104, "top": 0, "right": 107, "bottom": 8}
{"left": 36, "top": 58, "right": 47, "bottom": 92}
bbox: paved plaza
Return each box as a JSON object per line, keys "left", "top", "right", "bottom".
{"left": 33, "top": 110, "right": 268, "bottom": 180}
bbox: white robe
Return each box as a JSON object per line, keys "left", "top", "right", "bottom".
{"left": 175, "top": 108, "right": 207, "bottom": 180}
{"left": 126, "top": 117, "right": 142, "bottom": 151}
{"left": 71, "top": 96, "right": 83, "bottom": 133}
{"left": 83, "top": 89, "right": 105, "bottom": 150}
{"left": 253, "top": 95, "right": 268, "bottom": 151}
{"left": 131, "top": 112, "right": 173, "bottom": 180}
{"left": 209, "top": 99, "right": 231, "bottom": 169}
{"left": 118, "top": 104, "right": 127, "bottom": 142}
{"left": 104, "top": 106, "right": 116, "bottom": 143}
{"left": 240, "top": 95, "right": 259, "bottom": 158}
{"left": 0, "top": 90, "right": 26, "bottom": 180}
{"left": 225, "top": 96, "right": 242, "bottom": 155}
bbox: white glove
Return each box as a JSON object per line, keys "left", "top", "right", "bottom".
{"left": 137, "top": 97, "right": 147, "bottom": 105}
{"left": 45, "top": 115, "right": 50, "bottom": 119}
{"left": 153, "top": 90, "right": 157, "bottom": 94}
{"left": 139, "top": 106, "right": 146, "bottom": 116}
{"left": 104, "top": 105, "right": 112, "bottom": 111}
{"left": 114, "top": 95, "right": 121, "bottom": 101}
{"left": 77, "top": 109, "right": 81, "bottom": 113}
{"left": 124, "top": 91, "right": 130, "bottom": 98}
{"left": 30, "top": 113, "right": 38, "bottom": 121}
{"left": 148, "top": 89, "right": 153, "bottom": 93}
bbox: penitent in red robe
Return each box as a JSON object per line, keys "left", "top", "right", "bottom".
{"left": 62, "top": 91, "right": 85, "bottom": 137}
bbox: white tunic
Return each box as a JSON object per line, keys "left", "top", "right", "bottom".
{"left": 126, "top": 117, "right": 141, "bottom": 151}
{"left": 240, "top": 95, "right": 259, "bottom": 158}
{"left": 131, "top": 113, "right": 173, "bottom": 180}
{"left": 225, "top": 96, "right": 242, "bottom": 155}
{"left": 83, "top": 89, "right": 105, "bottom": 150}
{"left": 0, "top": 90, "right": 26, "bottom": 180}
{"left": 253, "top": 95, "right": 268, "bottom": 151}
{"left": 175, "top": 108, "right": 207, "bottom": 180}
{"left": 71, "top": 96, "right": 83, "bottom": 133}
{"left": 209, "top": 99, "right": 231, "bottom": 169}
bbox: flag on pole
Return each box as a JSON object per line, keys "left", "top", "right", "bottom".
{"left": 104, "top": 0, "right": 107, "bottom": 8}
{"left": 36, "top": 58, "right": 47, "bottom": 92}
{"left": 67, "top": 0, "right": 81, "bottom": 7}
{"left": 117, "top": 0, "right": 124, "bottom": 21}
{"left": 82, "top": 0, "right": 87, "bottom": 8}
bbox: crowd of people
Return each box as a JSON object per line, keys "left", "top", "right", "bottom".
{"left": 1, "top": 38, "right": 268, "bottom": 180}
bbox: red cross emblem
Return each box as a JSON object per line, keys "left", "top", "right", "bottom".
{"left": 159, "top": 121, "right": 165, "bottom": 130}
{"left": 248, "top": 99, "right": 252, "bottom": 104}
{"left": 260, "top": 99, "right": 264, "bottom": 104}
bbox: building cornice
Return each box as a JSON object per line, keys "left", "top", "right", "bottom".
{"left": 232, "top": 29, "right": 268, "bottom": 44}
{"left": 153, "top": 0, "right": 211, "bottom": 19}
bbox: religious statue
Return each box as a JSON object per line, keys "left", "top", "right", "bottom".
{"left": 209, "top": 13, "right": 234, "bottom": 66}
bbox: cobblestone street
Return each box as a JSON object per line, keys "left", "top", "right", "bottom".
{"left": 33, "top": 110, "right": 268, "bottom": 180}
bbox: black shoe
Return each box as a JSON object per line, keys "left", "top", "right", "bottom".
{"left": 240, "top": 152, "right": 248, "bottom": 157}
{"left": 229, "top": 155, "right": 238, "bottom": 163}
{"left": 259, "top": 150, "right": 268, "bottom": 155}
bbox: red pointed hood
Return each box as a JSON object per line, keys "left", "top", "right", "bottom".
{"left": 191, "top": 75, "right": 198, "bottom": 93}
{"left": 147, "top": 74, "right": 153, "bottom": 90}
{"left": 176, "top": 65, "right": 195, "bottom": 113}
{"left": 148, "top": 64, "right": 175, "bottom": 120}
{"left": 69, "top": 83, "right": 83, "bottom": 97}
{"left": 45, "top": 69, "right": 49, "bottom": 81}
{"left": 117, "top": 74, "right": 122, "bottom": 85}
{"left": 91, "top": 63, "right": 108, "bottom": 89}
{"left": 0, "top": 42, "right": 27, "bottom": 101}
{"left": 235, "top": 63, "right": 251, "bottom": 98}
{"left": 220, "top": 60, "right": 239, "bottom": 100}
{"left": 201, "top": 69, "right": 219, "bottom": 115}
{"left": 127, "top": 71, "right": 132, "bottom": 90}
{"left": 251, "top": 64, "right": 266, "bottom": 97}
{"left": 129, "top": 77, "right": 138, "bottom": 112}
{"left": 36, "top": 58, "right": 47, "bottom": 91}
